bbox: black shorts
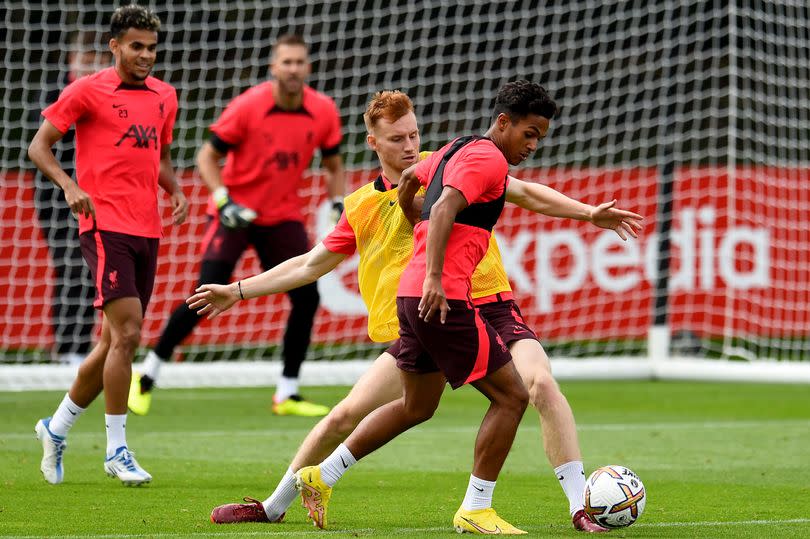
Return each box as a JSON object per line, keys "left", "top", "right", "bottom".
{"left": 476, "top": 299, "right": 539, "bottom": 347}
{"left": 395, "top": 297, "right": 512, "bottom": 389}
{"left": 200, "top": 218, "right": 310, "bottom": 268}
{"left": 79, "top": 230, "right": 159, "bottom": 315}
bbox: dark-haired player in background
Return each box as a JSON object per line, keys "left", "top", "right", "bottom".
{"left": 28, "top": 3, "right": 187, "bottom": 486}
{"left": 130, "top": 33, "right": 344, "bottom": 418}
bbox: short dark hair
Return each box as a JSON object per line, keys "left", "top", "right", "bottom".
{"left": 110, "top": 4, "right": 161, "bottom": 40}
{"left": 273, "top": 33, "right": 308, "bottom": 53}
{"left": 493, "top": 80, "right": 558, "bottom": 122}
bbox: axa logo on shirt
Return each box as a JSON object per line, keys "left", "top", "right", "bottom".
{"left": 115, "top": 124, "right": 158, "bottom": 149}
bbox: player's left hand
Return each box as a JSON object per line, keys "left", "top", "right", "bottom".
{"left": 419, "top": 276, "right": 450, "bottom": 324}
{"left": 170, "top": 191, "right": 189, "bottom": 225}
{"left": 330, "top": 198, "right": 344, "bottom": 226}
{"left": 589, "top": 200, "right": 644, "bottom": 240}
{"left": 186, "top": 283, "right": 240, "bottom": 320}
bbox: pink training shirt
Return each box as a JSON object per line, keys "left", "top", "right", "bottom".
{"left": 207, "top": 83, "right": 343, "bottom": 226}
{"left": 43, "top": 66, "right": 178, "bottom": 238}
{"left": 397, "top": 138, "right": 509, "bottom": 300}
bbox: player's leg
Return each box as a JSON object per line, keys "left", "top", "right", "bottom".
{"left": 35, "top": 316, "right": 111, "bottom": 484}
{"left": 453, "top": 360, "right": 529, "bottom": 536}
{"left": 297, "top": 368, "right": 446, "bottom": 528}
{"left": 211, "top": 350, "right": 403, "bottom": 524}
{"left": 477, "top": 299, "right": 606, "bottom": 531}
{"left": 252, "top": 221, "right": 326, "bottom": 416}
{"left": 130, "top": 220, "right": 246, "bottom": 415}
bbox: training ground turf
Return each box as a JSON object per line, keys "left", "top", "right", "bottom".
{"left": 1, "top": 380, "right": 809, "bottom": 538}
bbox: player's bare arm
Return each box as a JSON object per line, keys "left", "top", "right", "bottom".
{"left": 187, "top": 243, "right": 347, "bottom": 319}
{"left": 421, "top": 185, "right": 467, "bottom": 324}
{"left": 28, "top": 119, "right": 95, "bottom": 219}
{"left": 396, "top": 163, "right": 421, "bottom": 225}
{"left": 195, "top": 141, "right": 226, "bottom": 193}
{"left": 505, "top": 176, "right": 643, "bottom": 240}
{"left": 158, "top": 144, "right": 188, "bottom": 225}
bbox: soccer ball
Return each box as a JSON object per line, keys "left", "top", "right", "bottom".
{"left": 584, "top": 465, "right": 646, "bottom": 529}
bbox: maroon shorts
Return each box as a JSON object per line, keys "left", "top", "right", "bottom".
{"left": 200, "top": 219, "right": 310, "bottom": 267}
{"left": 476, "top": 299, "right": 539, "bottom": 347}
{"left": 395, "top": 297, "right": 512, "bottom": 389}
{"left": 80, "top": 230, "right": 159, "bottom": 315}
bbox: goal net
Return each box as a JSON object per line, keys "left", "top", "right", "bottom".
{"left": 2, "top": 1, "right": 809, "bottom": 387}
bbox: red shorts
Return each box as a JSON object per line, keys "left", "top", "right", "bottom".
{"left": 476, "top": 299, "right": 539, "bottom": 347}
{"left": 80, "top": 230, "right": 159, "bottom": 315}
{"left": 395, "top": 297, "right": 512, "bottom": 389}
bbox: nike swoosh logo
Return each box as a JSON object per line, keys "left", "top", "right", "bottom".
{"left": 112, "top": 103, "right": 125, "bottom": 108}
{"left": 557, "top": 475, "right": 564, "bottom": 481}
{"left": 460, "top": 516, "right": 500, "bottom": 534}
{"left": 340, "top": 456, "right": 349, "bottom": 468}
{"left": 68, "top": 409, "right": 77, "bottom": 416}
{"left": 389, "top": 200, "right": 396, "bottom": 206}
{"left": 473, "top": 485, "right": 484, "bottom": 492}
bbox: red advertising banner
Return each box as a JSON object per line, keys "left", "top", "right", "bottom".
{"left": 2, "top": 166, "right": 808, "bottom": 351}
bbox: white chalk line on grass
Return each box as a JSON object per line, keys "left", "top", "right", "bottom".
{"left": 3, "top": 519, "right": 810, "bottom": 539}
{"left": 4, "top": 418, "right": 810, "bottom": 440}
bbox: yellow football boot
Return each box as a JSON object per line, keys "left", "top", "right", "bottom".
{"left": 295, "top": 465, "right": 332, "bottom": 528}
{"left": 453, "top": 507, "right": 527, "bottom": 535}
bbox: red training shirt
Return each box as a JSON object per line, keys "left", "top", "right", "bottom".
{"left": 42, "top": 66, "right": 178, "bottom": 238}
{"left": 207, "top": 83, "right": 342, "bottom": 226}
{"left": 397, "top": 138, "right": 508, "bottom": 300}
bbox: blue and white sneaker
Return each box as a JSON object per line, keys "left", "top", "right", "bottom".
{"left": 35, "top": 417, "right": 66, "bottom": 484}
{"left": 104, "top": 446, "right": 152, "bottom": 486}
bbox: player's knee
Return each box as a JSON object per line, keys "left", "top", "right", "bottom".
{"left": 402, "top": 399, "right": 437, "bottom": 425}
{"left": 527, "top": 371, "right": 560, "bottom": 411}
{"left": 111, "top": 322, "right": 141, "bottom": 353}
{"left": 324, "top": 403, "right": 363, "bottom": 437}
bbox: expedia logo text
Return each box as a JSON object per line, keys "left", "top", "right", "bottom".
{"left": 116, "top": 124, "right": 158, "bottom": 149}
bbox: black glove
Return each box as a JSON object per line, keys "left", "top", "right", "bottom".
{"left": 330, "top": 198, "right": 344, "bottom": 226}
{"left": 213, "top": 187, "right": 257, "bottom": 229}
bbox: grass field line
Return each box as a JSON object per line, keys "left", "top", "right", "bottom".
{"left": 3, "top": 418, "right": 810, "bottom": 440}
{"left": 4, "top": 519, "right": 810, "bottom": 538}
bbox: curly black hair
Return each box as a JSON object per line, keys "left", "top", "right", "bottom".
{"left": 493, "top": 80, "right": 558, "bottom": 122}
{"left": 110, "top": 4, "right": 161, "bottom": 39}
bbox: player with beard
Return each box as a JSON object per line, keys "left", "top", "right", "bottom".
{"left": 129, "top": 33, "right": 345, "bottom": 418}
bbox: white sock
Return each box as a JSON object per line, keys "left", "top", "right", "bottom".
{"left": 263, "top": 467, "right": 297, "bottom": 521}
{"left": 555, "top": 460, "right": 587, "bottom": 515}
{"left": 319, "top": 443, "right": 357, "bottom": 487}
{"left": 461, "top": 474, "right": 496, "bottom": 511}
{"left": 105, "top": 414, "right": 128, "bottom": 458}
{"left": 274, "top": 376, "right": 299, "bottom": 402}
{"left": 49, "top": 393, "right": 85, "bottom": 437}
{"left": 141, "top": 350, "right": 163, "bottom": 381}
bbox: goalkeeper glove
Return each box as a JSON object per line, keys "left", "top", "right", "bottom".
{"left": 213, "top": 187, "right": 257, "bottom": 229}
{"left": 330, "top": 197, "right": 344, "bottom": 225}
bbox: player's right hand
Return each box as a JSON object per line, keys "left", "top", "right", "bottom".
{"left": 186, "top": 283, "right": 240, "bottom": 320}
{"left": 63, "top": 181, "right": 95, "bottom": 219}
{"left": 419, "top": 275, "right": 450, "bottom": 324}
{"left": 213, "top": 187, "right": 257, "bottom": 229}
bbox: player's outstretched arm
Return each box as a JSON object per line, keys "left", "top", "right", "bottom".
{"left": 158, "top": 144, "right": 188, "bottom": 225}
{"left": 505, "top": 176, "right": 643, "bottom": 240}
{"left": 187, "top": 243, "right": 347, "bottom": 319}
{"left": 28, "top": 119, "right": 95, "bottom": 219}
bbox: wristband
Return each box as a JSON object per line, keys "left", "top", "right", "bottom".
{"left": 213, "top": 186, "right": 229, "bottom": 209}
{"left": 237, "top": 280, "right": 244, "bottom": 300}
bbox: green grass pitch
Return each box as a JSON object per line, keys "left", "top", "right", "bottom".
{"left": 1, "top": 380, "right": 809, "bottom": 538}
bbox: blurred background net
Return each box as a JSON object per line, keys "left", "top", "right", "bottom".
{"left": 2, "top": 1, "right": 809, "bottom": 365}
